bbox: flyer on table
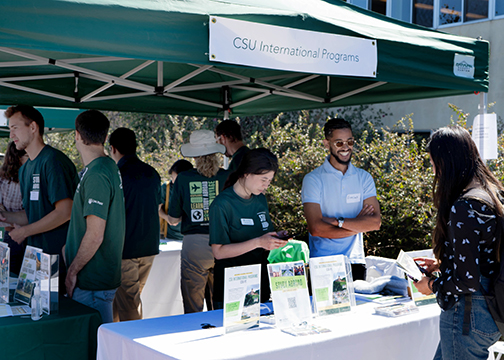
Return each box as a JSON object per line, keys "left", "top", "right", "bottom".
{"left": 310, "top": 255, "right": 355, "bottom": 317}
{"left": 223, "top": 264, "right": 261, "bottom": 334}
{"left": 15, "top": 245, "right": 50, "bottom": 307}
{"left": 268, "top": 261, "right": 311, "bottom": 330}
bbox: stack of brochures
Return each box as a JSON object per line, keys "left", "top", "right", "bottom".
{"left": 374, "top": 302, "right": 419, "bottom": 317}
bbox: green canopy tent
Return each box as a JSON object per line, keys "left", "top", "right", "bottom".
{"left": 0, "top": 106, "right": 83, "bottom": 137}
{"left": 0, "top": 0, "right": 489, "bottom": 118}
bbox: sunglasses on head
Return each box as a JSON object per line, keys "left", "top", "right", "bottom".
{"left": 333, "top": 139, "right": 355, "bottom": 147}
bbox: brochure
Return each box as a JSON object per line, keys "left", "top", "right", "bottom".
{"left": 309, "top": 255, "right": 355, "bottom": 317}
{"left": 14, "top": 246, "right": 44, "bottom": 305}
{"left": 267, "top": 261, "right": 312, "bottom": 330}
{"left": 407, "top": 277, "right": 437, "bottom": 306}
{"left": 223, "top": 264, "right": 261, "bottom": 334}
{"left": 0, "top": 303, "right": 31, "bottom": 317}
{"left": 0, "top": 241, "right": 9, "bottom": 303}
{"left": 396, "top": 250, "right": 424, "bottom": 282}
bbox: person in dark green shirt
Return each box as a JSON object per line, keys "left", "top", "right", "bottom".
{"left": 2, "top": 105, "right": 78, "bottom": 294}
{"left": 214, "top": 120, "right": 250, "bottom": 174}
{"left": 159, "top": 159, "right": 193, "bottom": 240}
{"left": 209, "top": 148, "right": 289, "bottom": 309}
{"left": 167, "top": 130, "right": 227, "bottom": 313}
{"left": 64, "top": 110, "right": 125, "bottom": 323}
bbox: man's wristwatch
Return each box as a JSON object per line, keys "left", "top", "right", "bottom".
{"left": 337, "top": 217, "right": 345, "bottom": 228}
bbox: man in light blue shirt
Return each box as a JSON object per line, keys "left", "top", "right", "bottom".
{"left": 301, "top": 118, "right": 381, "bottom": 280}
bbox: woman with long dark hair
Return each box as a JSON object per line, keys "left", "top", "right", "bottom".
{"left": 209, "top": 148, "right": 288, "bottom": 309}
{"left": 0, "top": 141, "right": 28, "bottom": 274}
{"left": 415, "top": 125, "right": 502, "bottom": 359}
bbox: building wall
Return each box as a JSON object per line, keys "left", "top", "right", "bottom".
{"left": 373, "top": 19, "right": 504, "bottom": 132}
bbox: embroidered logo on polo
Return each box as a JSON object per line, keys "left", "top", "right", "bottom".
{"left": 189, "top": 180, "right": 219, "bottom": 223}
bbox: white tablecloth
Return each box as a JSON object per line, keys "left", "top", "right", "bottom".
{"left": 141, "top": 241, "right": 184, "bottom": 318}
{"left": 98, "top": 302, "right": 440, "bottom": 360}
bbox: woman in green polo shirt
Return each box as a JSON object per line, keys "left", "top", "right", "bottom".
{"left": 209, "top": 148, "right": 288, "bottom": 309}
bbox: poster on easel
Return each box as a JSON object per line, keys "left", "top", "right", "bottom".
{"left": 0, "top": 242, "right": 9, "bottom": 303}
{"left": 223, "top": 264, "right": 261, "bottom": 334}
{"left": 267, "top": 261, "right": 311, "bottom": 331}
{"left": 14, "top": 246, "right": 49, "bottom": 306}
{"left": 309, "top": 255, "right": 355, "bottom": 317}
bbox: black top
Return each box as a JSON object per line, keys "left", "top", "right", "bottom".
{"left": 227, "top": 145, "right": 250, "bottom": 174}
{"left": 118, "top": 154, "right": 162, "bottom": 259}
{"left": 432, "top": 195, "right": 500, "bottom": 310}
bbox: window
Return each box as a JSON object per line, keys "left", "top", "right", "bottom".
{"left": 371, "top": 0, "right": 387, "bottom": 15}
{"left": 350, "top": 0, "right": 370, "bottom": 9}
{"left": 464, "top": 0, "right": 488, "bottom": 22}
{"left": 413, "top": 0, "right": 434, "bottom": 27}
{"left": 439, "top": 0, "right": 462, "bottom": 25}
{"left": 390, "top": 0, "right": 412, "bottom": 22}
{"left": 496, "top": 0, "right": 504, "bottom": 16}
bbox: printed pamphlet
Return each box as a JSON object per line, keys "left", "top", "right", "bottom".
{"left": 396, "top": 250, "right": 423, "bottom": 282}
{"left": 309, "top": 255, "right": 355, "bottom": 317}
{"left": 223, "top": 264, "right": 261, "bottom": 334}
{"left": 267, "top": 260, "right": 311, "bottom": 330}
{"left": 0, "top": 241, "right": 9, "bottom": 303}
{"left": 15, "top": 246, "right": 45, "bottom": 305}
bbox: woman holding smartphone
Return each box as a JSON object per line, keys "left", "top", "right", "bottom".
{"left": 415, "top": 125, "right": 502, "bottom": 359}
{"left": 209, "top": 148, "right": 289, "bottom": 310}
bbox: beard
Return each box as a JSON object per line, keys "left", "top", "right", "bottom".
{"left": 330, "top": 147, "right": 352, "bottom": 165}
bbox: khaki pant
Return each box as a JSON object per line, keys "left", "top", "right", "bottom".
{"left": 113, "top": 255, "right": 155, "bottom": 322}
{"left": 180, "top": 234, "right": 214, "bottom": 313}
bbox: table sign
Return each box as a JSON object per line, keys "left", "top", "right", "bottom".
{"left": 223, "top": 264, "right": 261, "bottom": 334}
{"left": 309, "top": 255, "right": 356, "bottom": 317}
{"left": 267, "top": 260, "right": 311, "bottom": 330}
{"left": 0, "top": 242, "right": 9, "bottom": 303}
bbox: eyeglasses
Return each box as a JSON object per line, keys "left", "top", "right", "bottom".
{"left": 332, "top": 139, "right": 355, "bottom": 147}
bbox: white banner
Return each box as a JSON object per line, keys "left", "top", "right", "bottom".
{"left": 209, "top": 16, "right": 377, "bottom": 78}
{"left": 472, "top": 113, "right": 498, "bottom": 160}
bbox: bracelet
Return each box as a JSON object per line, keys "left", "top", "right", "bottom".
{"left": 427, "top": 277, "right": 434, "bottom": 292}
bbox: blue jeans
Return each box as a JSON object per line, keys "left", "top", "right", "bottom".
{"left": 72, "top": 287, "right": 117, "bottom": 323}
{"left": 433, "top": 277, "right": 501, "bottom": 360}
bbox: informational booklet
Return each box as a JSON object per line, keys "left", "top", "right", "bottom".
{"left": 407, "top": 277, "right": 437, "bottom": 306}
{"left": 0, "top": 303, "right": 31, "bottom": 317}
{"left": 0, "top": 241, "right": 9, "bottom": 303}
{"left": 223, "top": 264, "right": 261, "bottom": 334}
{"left": 309, "top": 255, "right": 355, "bottom": 317}
{"left": 14, "top": 246, "right": 44, "bottom": 305}
{"left": 267, "top": 261, "right": 312, "bottom": 330}
{"left": 396, "top": 250, "right": 424, "bottom": 282}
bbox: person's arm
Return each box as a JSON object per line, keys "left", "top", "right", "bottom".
{"left": 159, "top": 204, "right": 169, "bottom": 222}
{"left": 320, "top": 196, "right": 382, "bottom": 233}
{"left": 304, "top": 202, "right": 357, "bottom": 239}
{"left": 166, "top": 215, "right": 181, "bottom": 226}
{"left": 0, "top": 210, "right": 29, "bottom": 226}
{"left": 212, "top": 231, "right": 287, "bottom": 260}
{"left": 8, "top": 198, "right": 73, "bottom": 244}
{"left": 65, "top": 215, "right": 106, "bottom": 297}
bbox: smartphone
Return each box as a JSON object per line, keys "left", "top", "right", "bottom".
{"left": 415, "top": 261, "right": 429, "bottom": 275}
{"left": 273, "top": 233, "right": 300, "bottom": 240}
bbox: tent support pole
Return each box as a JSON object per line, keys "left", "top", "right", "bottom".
{"left": 479, "top": 92, "right": 487, "bottom": 115}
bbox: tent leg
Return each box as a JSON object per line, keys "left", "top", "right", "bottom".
{"left": 479, "top": 92, "right": 487, "bottom": 115}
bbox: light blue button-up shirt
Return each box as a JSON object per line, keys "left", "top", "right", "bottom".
{"left": 301, "top": 156, "right": 377, "bottom": 263}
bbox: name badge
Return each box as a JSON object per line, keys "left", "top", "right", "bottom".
{"left": 30, "top": 191, "right": 39, "bottom": 201}
{"left": 346, "top": 193, "right": 360, "bottom": 203}
{"left": 241, "top": 218, "right": 254, "bottom": 226}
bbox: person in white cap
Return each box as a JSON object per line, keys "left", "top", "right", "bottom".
{"left": 166, "top": 130, "right": 228, "bottom": 313}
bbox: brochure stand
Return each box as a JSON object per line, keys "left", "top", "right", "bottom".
{"left": 309, "top": 255, "right": 356, "bottom": 317}
{"left": 267, "top": 260, "right": 312, "bottom": 332}
{"left": 0, "top": 242, "right": 9, "bottom": 303}
{"left": 223, "top": 264, "right": 261, "bottom": 334}
{"left": 14, "top": 246, "right": 57, "bottom": 315}
{"left": 407, "top": 277, "right": 437, "bottom": 306}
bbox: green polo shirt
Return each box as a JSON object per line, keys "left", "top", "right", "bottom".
{"left": 209, "top": 187, "right": 274, "bottom": 303}
{"left": 227, "top": 145, "right": 250, "bottom": 174}
{"left": 65, "top": 156, "right": 125, "bottom": 291}
{"left": 168, "top": 168, "right": 228, "bottom": 235}
{"left": 19, "top": 145, "right": 78, "bottom": 255}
